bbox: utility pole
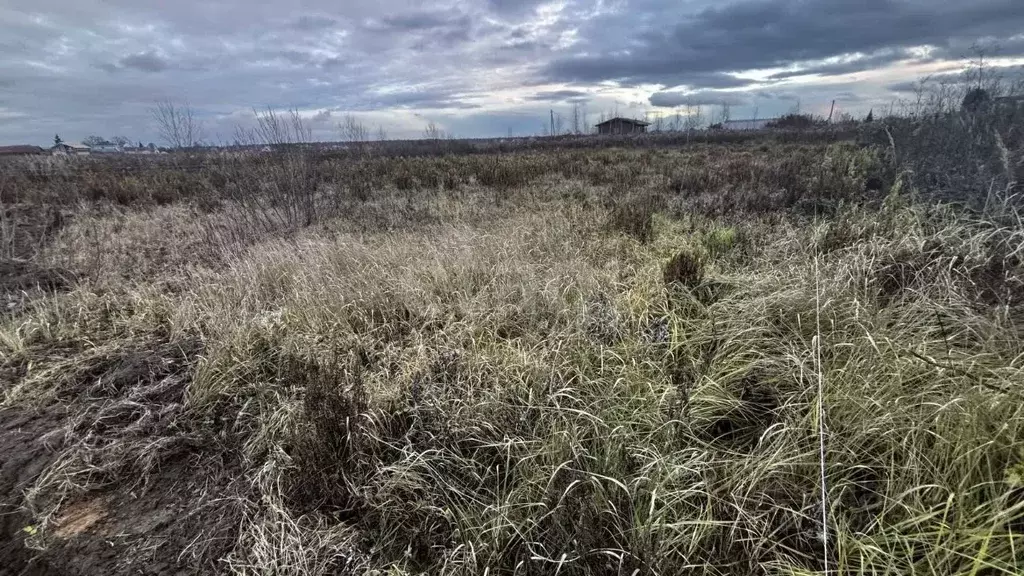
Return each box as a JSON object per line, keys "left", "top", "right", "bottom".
{"left": 827, "top": 99, "right": 836, "bottom": 123}
{"left": 550, "top": 110, "right": 555, "bottom": 137}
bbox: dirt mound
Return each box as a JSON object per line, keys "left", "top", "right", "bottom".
{"left": 0, "top": 406, "right": 65, "bottom": 575}
{"left": 1, "top": 258, "right": 75, "bottom": 315}
{"left": 0, "top": 259, "right": 72, "bottom": 293}
{"left": 0, "top": 336, "right": 243, "bottom": 575}
{"left": 34, "top": 455, "right": 242, "bottom": 576}
{"left": 1, "top": 404, "right": 241, "bottom": 575}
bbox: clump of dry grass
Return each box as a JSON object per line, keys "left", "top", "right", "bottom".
{"left": 2, "top": 133, "right": 1023, "bottom": 575}
{"left": 664, "top": 248, "right": 705, "bottom": 288}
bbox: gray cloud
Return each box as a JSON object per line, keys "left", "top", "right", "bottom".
{"left": 367, "top": 88, "right": 482, "bottom": 110}
{"left": 887, "top": 64, "right": 1024, "bottom": 93}
{"left": 486, "top": 0, "right": 549, "bottom": 16}
{"left": 290, "top": 14, "right": 338, "bottom": 31}
{"left": 378, "top": 12, "right": 447, "bottom": 30}
{"left": 526, "top": 89, "right": 590, "bottom": 102}
{"left": 118, "top": 51, "right": 170, "bottom": 73}
{"left": 544, "top": 0, "right": 1024, "bottom": 88}
{"left": 650, "top": 90, "right": 751, "bottom": 108}
{"left": 542, "top": 60, "right": 757, "bottom": 89}
{"left": 484, "top": 39, "right": 555, "bottom": 66}
{"left": 834, "top": 91, "right": 865, "bottom": 102}
{"left": 1, "top": 0, "right": 1022, "bottom": 145}
{"left": 372, "top": 10, "right": 472, "bottom": 34}
{"left": 768, "top": 49, "right": 922, "bottom": 80}
{"left": 886, "top": 80, "right": 921, "bottom": 94}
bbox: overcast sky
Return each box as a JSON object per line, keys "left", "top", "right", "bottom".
{"left": 2, "top": 0, "right": 1023, "bottom": 145}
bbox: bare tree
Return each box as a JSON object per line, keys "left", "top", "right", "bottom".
{"left": 423, "top": 121, "right": 445, "bottom": 140}
{"left": 684, "top": 102, "right": 704, "bottom": 132}
{"left": 570, "top": 102, "right": 589, "bottom": 135}
{"left": 151, "top": 100, "right": 204, "bottom": 148}
{"left": 681, "top": 102, "right": 705, "bottom": 142}
{"left": 289, "top": 109, "right": 312, "bottom": 143}
{"left": 718, "top": 101, "right": 732, "bottom": 124}
{"left": 670, "top": 108, "right": 682, "bottom": 132}
{"left": 247, "top": 107, "right": 312, "bottom": 146}
{"left": 338, "top": 114, "right": 369, "bottom": 142}
{"left": 376, "top": 125, "right": 388, "bottom": 141}
{"left": 232, "top": 108, "right": 311, "bottom": 147}
{"left": 553, "top": 112, "right": 565, "bottom": 135}
{"left": 652, "top": 114, "right": 665, "bottom": 132}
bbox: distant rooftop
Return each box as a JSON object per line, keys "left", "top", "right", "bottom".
{"left": 595, "top": 117, "right": 651, "bottom": 126}
{"left": 0, "top": 145, "right": 46, "bottom": 155}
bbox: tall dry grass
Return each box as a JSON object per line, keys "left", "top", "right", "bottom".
{"left": 1, "top": 119, "right": 1022, "bottom": 575}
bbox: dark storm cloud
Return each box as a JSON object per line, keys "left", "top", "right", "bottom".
{"left": 119, "top": 51, "right": 170, "bottom": 73}
{"left": 544, "top": 0, "right": 1024, "bottom": 88}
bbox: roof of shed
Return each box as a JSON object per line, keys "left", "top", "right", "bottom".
{"left": 595, "top": 117, "right": 651, "bottom": 126}
{"left": 0, "top": 145, "right": 46, "bottom": 155}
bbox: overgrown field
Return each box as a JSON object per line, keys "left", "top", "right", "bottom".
{"left": 1, "top": 116, "right": 1023, "bottom": 575}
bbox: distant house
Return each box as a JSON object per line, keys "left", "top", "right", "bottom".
{"left": 90, "top": 141, "right": 122, "bottom": 154}
{"left": 124, "top": 143, "right": 160, "bottom": 154}
{"left": 0, "top": 145, "right": 47, "bottom": 157}
{"left": 596, "top": 117, "right": 650, "bottom": 135}
{"left": 51, "top": 142, "right": 91, "bottom": 156}
{"left": 719, "top": 119, "right": 773, "bottom": 131}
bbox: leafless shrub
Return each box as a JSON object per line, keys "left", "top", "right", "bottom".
{"left": 422, "top": 121, "right": 448, "bottom": 141}
{"left": 338, "top": 114, "right": 369, "bottom": 143}
{"left": 235, "top": 107, "right": 312, "bottom": 147}
{"left": 151, "top": 100, "right": 205, "bottom": 148}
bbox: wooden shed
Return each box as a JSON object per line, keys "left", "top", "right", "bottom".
{"left": 595, "top": 117, "right": 650, "bottom": 135}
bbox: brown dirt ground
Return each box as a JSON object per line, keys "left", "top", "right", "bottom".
{"left": 0, "top": 335, "right": 243, "bottom": 575}
{"left": 1, "top": 404, "right": 243, "bottom": 576}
